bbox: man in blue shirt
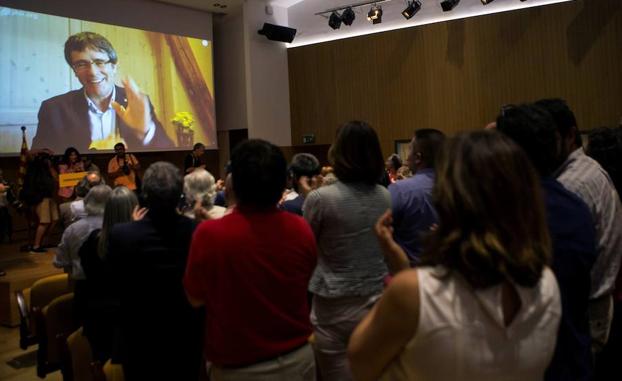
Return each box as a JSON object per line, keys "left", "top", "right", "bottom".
{"left": 389, "top": 129, "right": 445, "bottom": 265}
{"left": 497, "top": 103, "right": 596, "bottom": 381}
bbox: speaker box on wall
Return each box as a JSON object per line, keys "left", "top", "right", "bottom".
{"left": 258, "top": 23, "right": 297, "bottom": 43}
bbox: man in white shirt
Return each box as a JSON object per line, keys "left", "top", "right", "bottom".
{"left": 32, "top": 31, "right": 172, "bottom": 152}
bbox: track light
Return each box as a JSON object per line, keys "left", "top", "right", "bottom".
{"left": 328, "top": 11, "right": 342, "bottom": 29}
{"left": 367, "top": 4, "right": 382, "bottom": 24}
{"left": 402, "top": 0, "right": 422, "bottom": 19}
{"left": 481, "top": 0, "right": 495, "bottom": 4}
{"left": 440, "top": 0, "right": 460, "bottom": 12}
{"left": 341, "top": 7, "right": 355, "bottom": 26}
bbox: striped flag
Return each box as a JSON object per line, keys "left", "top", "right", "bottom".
{"left": 17, "top": 126, "right": 28, "bottom": 194}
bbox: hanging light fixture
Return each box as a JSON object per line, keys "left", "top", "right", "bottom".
{"left": 367, "top": 4, "right": 383, "bottom": 24}
{"left": 341, "top": 6, "right": 356, "bottom": 26}
{"left": 440, "top": 0, "right": 460, "bottom": 12}
{"left": 328, "top": 11, "right": 342, "bottom": 29}
{"left": 402, "top": 0, "right": 422, "bottom": 19}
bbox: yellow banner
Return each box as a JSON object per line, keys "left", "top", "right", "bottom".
{"left": 59, "top": 172, "right": 87, "bottom": 188}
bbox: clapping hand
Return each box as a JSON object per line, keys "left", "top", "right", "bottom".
{"left": 111, "top": 76, "right": 151, "bottom": 140}
{"left": 132, "top": 205, "right": 148, "bottom": 221}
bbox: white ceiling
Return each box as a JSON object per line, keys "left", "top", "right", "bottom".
{"left": 286, "top": 0, "right": 575, "bottom": 47}
{"left": 152, "top": 0, "right": 575, "bottom": 47}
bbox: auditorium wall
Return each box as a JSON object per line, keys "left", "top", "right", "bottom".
{"left": 288, "top": 0, "right": 622, "bottom": 157}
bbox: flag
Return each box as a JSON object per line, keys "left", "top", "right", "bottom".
{"left": 17, "top": 126, "right": 28, "bottom": 194}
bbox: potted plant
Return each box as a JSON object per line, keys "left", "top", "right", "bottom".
{"left": 172, "top": 111, "right": 195, "bottom": 147}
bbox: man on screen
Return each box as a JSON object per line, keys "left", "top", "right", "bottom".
{"left": 31, "top": 32, "right": 172, "bottom": 152}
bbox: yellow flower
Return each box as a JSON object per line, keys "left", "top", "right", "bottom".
{"left": 172, "top": 111, "right": 195, "bottom": 130}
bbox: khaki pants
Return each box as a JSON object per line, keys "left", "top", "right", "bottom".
{"left": 210, "top": 343, "right": 315, "bottom": 381}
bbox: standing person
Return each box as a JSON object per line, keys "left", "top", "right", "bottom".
{"left": 21, "top": 151, "right": 58, "bottom": 253}
{"left": 107, "top": 143, "right": 140, "bottom": 191}
{"left": 184, "top": 143, "right": 206, "bottom": 174}
{"left": 303, "top": 121, "right": 390, "bottom": 381}
{"left": 350, "top": 131, "right": 561, "bottom": 381}
{"left": 78, "top": 186, "right": 145, "bottom": 363}
{"left": 385, "top": 154, "right": 402, "bottom": 184}
{"left": 107, "top": 162, "right": 202, "bottom": 380}
{"left": 57, "top": 147, "right": 85, "bottom": 202}
{"left": 31, "top": 31, "right": 172, "bottom": 152}
{"left": 497, "top": 104, "right": 596, "bottom": 381}
{"left": 389, "top": 129, "right": 445, "bottom": 266}
{"left": 184, "top": 140, "right": 317, "bottom": 380}
{"left": 536, "top": 99, "right": 622, "bottom": 354}
{"left": 282, "top": 153, "right": 321, "bottom": 216}
{"left": 182, "top": 168, "right": 225, "bottom": 220}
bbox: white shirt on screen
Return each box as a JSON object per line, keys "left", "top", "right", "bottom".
{"left": 84, "top": 87, "right": 156, "bottom": 147}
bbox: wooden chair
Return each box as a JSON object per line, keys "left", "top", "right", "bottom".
{"left": 15, "top": 273, "right": 70, "bottom": 350}
{"left": 36, "top": 292, "right": 78, "bottom": 378}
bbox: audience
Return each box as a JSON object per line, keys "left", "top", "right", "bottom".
{"left": 59, "top": 171, "right": 103, "bottom": 228}
{"left": 78, "top": 186, "right": 142, "bottom": 363}
{"left": 184, "top": 142, "right": 206, "bottom": 174}
{"left": 350, "top": 130, "right": 561, "bottom": 381}
{"left": 182, "top": 168, "right": 225, "bottom": 220}
{"left": 389, "top": 128, "right": 445, "bottom": 266}
{"left": 303, "top": 121, "right": 389, "bottom": 380}
{"left": 107, "top": 142, "right": 140, "bottom": 192}
{"left": 586, "top": 127, "right": 622, "bottom": 380}
{"left": 385, "top": 154, "right": 402, "bottom": 184}
{"left": 536, "top": 99, "right": 622, "bottom": 354}
{"left": 9, "top": 101, "right": 621, "bottom": 381}
{"left": 106, "top": 162, "right": 203, "bottom": 380}
{"left": 497, "top": 104, "right": 596, "bottom": 381}
{"left": 282, "top": 153, "right": 321, "bottom": 216}
{"left": 21, "top": 151, "right": 58, "bottom": 253}
{"left": 53, "top": 184, "right": 111, "bottom": 280}
{"left": 57, "top": 147, "right": 84, "bottom": 202}
{"left": 184, "top": 139, "right": 317, "bottom": 380}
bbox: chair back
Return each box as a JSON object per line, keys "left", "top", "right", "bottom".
{"left": 67, "top": 327, "right": 95, "bottom": 381}
{"left": 36, "top": 292, "right": 77, "bottom": 378}
{"left": 103, "top": 359, "right": 125, "bottom": 381}
{"left": 30, "top": 273, "right": 70, "bottom": 311}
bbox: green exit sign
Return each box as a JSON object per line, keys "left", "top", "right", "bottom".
{"left": 303, "top": 134, "right": 315, "bottom": 144}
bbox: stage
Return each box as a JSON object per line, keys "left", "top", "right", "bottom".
{"left": 0, "top": 242, "right": 62, "bottom": 327}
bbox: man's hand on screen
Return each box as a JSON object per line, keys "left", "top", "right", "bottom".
{"left": 112, "top": 76, "right": 151, "bottom": 140}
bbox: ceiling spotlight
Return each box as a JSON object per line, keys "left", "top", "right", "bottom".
{"left": 440, "top": 0, "right": 460, "bottom": 12}
{"left": 402, "top": 0, "right": 422, "bottom": 19}
{"left": 341, "top": 7, "right": 355, "bottom": 26}
{"left": 328, "top": 11, "right": 342, "bottom": 29}
{"left": 481, "top": 0, "right": 495, "bottom": 3}
{"left": 367, "top": 4, "right": 383, "bottom": 24}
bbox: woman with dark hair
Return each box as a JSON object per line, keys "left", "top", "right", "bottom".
{"left": 385, "top": 154, "right": 402, "bottom": 184}
{"left": 303, "top": 121, "right": 390, "bottom": 380}
{"left": 349, "top": 131, "right": 561, "bottom": 381}
{"left": 58, "top": 147, "right": 84, "bottom": 201}
{"left": 78, "top": 186, "right": 145, "bottom": 362}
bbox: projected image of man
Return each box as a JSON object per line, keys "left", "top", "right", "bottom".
{"left": 32, "top": 32, "right": 172, "bottom": 152}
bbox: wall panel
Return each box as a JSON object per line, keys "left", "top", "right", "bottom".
{"left": 288, "top": 0, "right": 622, "bottom": 156}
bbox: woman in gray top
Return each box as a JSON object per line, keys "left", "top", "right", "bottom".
{"left": 303, "top": 120, "right": 390, "bottom": 381}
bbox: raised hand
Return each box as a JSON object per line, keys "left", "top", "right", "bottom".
{"left": 111, "top": 76, "right": 151, "bottom": 140}
{"left": 132, "top": 205, "right": 148, "bottom": 221}
{"left": 375, "top": 209, "right": 409, "bottom": 274}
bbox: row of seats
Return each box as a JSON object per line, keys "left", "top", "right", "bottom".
{"left": 16, "top": 273, "right": 123, "bottom": 381}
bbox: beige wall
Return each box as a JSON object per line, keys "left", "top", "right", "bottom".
{"left": 288, "top": 0, "right": 622, "bottom": 157}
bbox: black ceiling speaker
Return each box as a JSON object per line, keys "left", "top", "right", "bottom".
{"left": 258, "top": 23, "right": 297, "bottom": 43}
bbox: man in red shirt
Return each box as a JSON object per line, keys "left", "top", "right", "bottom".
{"left": 184, "top": 139, "right": 317, "bottom": 380}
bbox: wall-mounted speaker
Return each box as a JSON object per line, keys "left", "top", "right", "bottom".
{"left": 258, "top": 23, "right": 296, "bottom": 43}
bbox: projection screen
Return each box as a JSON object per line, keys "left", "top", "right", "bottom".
{"left": 0, "top": 5, "right": 216, "bottom": 155}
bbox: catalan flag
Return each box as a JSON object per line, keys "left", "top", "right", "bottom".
{"left": 17, "top": 126, "right": 28, "bottom": 194}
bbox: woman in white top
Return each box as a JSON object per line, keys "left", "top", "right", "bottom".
{"left": 349, "top": 130, "right": 562, "bottom": 381}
